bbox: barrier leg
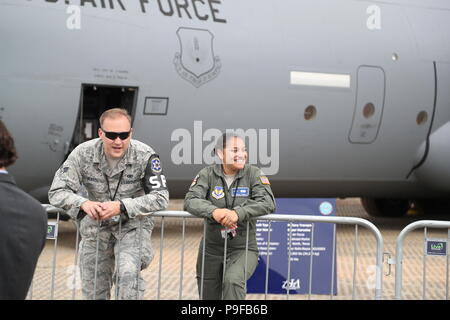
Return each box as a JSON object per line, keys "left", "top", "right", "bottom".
{"left": 50, "top": 212, "right": 60, "bottom": 300}
{"left": 179, "top": 218, "right": 186, "bottom": 299}
{"left": 157, "top": 217, "right": 164, "bottom": 300}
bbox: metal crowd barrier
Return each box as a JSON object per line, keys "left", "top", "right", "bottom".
{"left": 34, "top": 205, "right": 79, "bottom": 300}
{"left": 31, "top": 205, "right": 384, "bottom": 300}
{"left": 394, "top": 220, "right": 450, "bottom": 300}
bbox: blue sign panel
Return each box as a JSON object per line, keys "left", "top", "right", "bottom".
{"left": 426, "top": 239, "right": 447, "bottom": 256}
{"left": 247, "top": 198, "right": 337, "bottom": 295}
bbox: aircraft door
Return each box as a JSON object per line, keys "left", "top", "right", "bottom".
{"left": 68, "top": 84, "right": 138, "bottom": 156}
{"left": 349, "top": 66, "right": 385, "bottom": 144}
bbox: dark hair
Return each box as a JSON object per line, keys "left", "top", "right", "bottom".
{"left": 0, "top": 120, "right": 17, "bottom": 168}
{"left": 214, "top": 132, "right": 244, "bottom": 153}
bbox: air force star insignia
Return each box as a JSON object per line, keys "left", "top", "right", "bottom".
{"left": 151, "top": 158, "right": 162, "bottom": 173}
{"left": 211, "top": 186, "right": 225, "bottom": 200}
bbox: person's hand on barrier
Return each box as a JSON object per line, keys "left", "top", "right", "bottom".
{"left": 80, "top": 200, "right": 103, "bottom": 220}
{"left": 212, "top": 208, "right": 229, "bottom": 224}
{"left": 221, "top": 210, "right": 238, "bottom": 229}
{"left": 98, "top": 201, "right": 121, "bottom": 220}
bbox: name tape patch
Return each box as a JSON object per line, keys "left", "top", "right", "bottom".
{"left": 231, "top": 187, "right": 250, "bottom": 197}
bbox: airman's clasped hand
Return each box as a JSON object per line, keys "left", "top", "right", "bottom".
{"left": 212, "top": 208, "right": 238, "bottom": 229}
{"left": 80, "top": 200, "right": 128, "bottom": 226}
{"left": 80, "top": 200, "right": 122, "bottom": 220}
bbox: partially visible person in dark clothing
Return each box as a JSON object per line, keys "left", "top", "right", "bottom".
{"left": 0, "top": 120, "right": 47, "bottom": 300}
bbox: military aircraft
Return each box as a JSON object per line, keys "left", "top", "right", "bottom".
{"left": 1, "top": 0, "right": 449, "bottom": 217}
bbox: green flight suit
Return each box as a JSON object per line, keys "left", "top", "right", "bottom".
{"left": 184, "top": 164, "right": 276, "bottom": 300}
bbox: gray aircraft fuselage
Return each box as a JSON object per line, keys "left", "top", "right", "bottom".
{"left": 1, "top": 0, "right": 450, "bottom": 216}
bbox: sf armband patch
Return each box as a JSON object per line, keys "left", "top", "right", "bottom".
{"left": 260, "top": 175, "right": 270, "bottom": 185}
{"left": 148, "top": 174, "right": 167, "bottom": 190}
{"left": 143, "top": 154, "right": 168, "bottom": 193}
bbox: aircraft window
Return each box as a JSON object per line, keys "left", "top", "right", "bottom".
{"left": 144, "top": 97, "right": 169, "bottom": 115}
{"left": 304, "top": 105, "right": 317, "bottom": 120}
{"left": 362, "top": 103, "right": 375, "bottom": 119}
{"left": 416, "top": 111, "right": 428, "bottom": 125}
{"left": 290, "top": 71, "right": 350, "bottom": 88}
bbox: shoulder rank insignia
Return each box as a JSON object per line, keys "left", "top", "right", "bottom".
{"left": 191, "top": 174, "right": 199, "bottom": 187}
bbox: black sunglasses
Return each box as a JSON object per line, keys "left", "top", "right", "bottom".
{"left": 101, "top": 129, "right": 131, "bottom": 140}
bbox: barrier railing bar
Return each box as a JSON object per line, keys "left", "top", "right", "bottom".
{"left": 250, "top": 213, "right": 383, "bottom": 300}
{"left": 50, "top": 211, "right": 60, "bottom": 300}
{"left": 330, "top": 224, "right": 337, "bottom": 300}
{"left": 395, "top": 220, "right": 450, "bottom": 300}
{"left": 179, "top": 218, "right": 186, "bottom": 300}
{"left": 447, "top": 229, "right": 449, "bottom": 300}
{"left": 200, "top": 221, "right": 206, "bottom": 300}
{"left": 422, "top": 227, "right": 427, "bottom": 300}
{"left": 72, "top": 221, "right": 80, "bottom": 300}
{"left": 157, "top": 212, "right": 384, "bottom": 300}
{"left": 115, "top": 219, "right": 122, "bottom": 300}
{"left": 137, "top": 218, "right": 143, "bottom": 300}
{"left": 352, "top": 224, "right": 359, "bottom": 300}
{"left": 40, "top": 205, "right": 75, "bottom": 300}
{"left": 157, "top": 217, "right": 165, "bottom": 300}
{"left": 308, "top": 223, "right": 315, "bottom": 300}
{"left": 93, "top": 220, "right": 100, "bottom": 300}
{"left": 286, "top": 221, "right": 292, "bottom": 300}
{"left": 244, "top": 220, "right": 249, "bottom": 294}
{"left": 221, "top": 226, "right": 228, "bottom": 300}
{"left": 41, "top": 208, "right": 384, "bottom": 300}
{"left": 264, "top": 220, "right": 272, "bottom": 300}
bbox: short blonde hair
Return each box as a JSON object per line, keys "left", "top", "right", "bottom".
{"left": 99, "top": 108, "right": 132, "bottom": 127}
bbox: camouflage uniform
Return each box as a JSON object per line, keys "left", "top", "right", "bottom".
{"left": 184, "top": 164, "right": 276, "bottom": 300}
{"left": 48, "top": 138, "right": 169, "bottom": 300}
